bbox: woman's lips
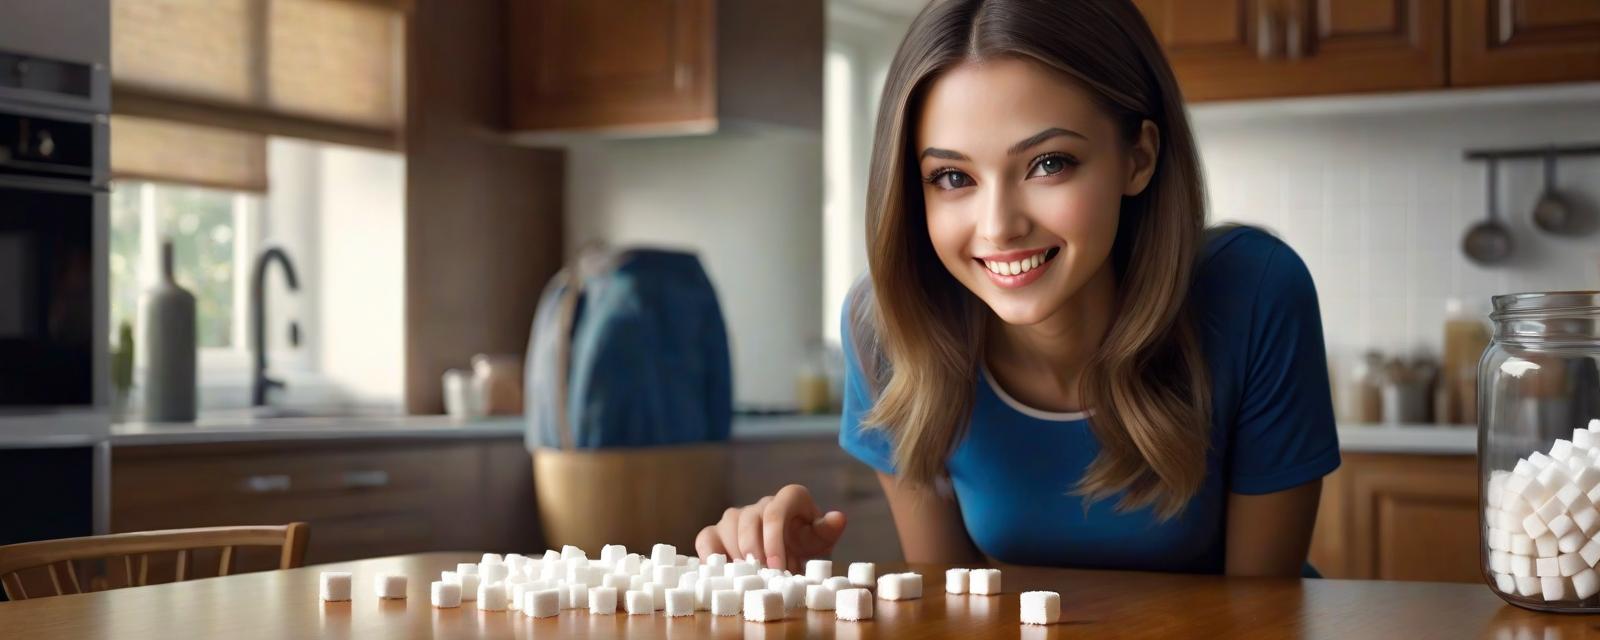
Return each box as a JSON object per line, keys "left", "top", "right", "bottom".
{"left": 976, "top": 247, "right": 1059, "bottom": 289}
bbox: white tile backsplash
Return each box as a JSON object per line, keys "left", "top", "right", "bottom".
{"left": 1192, "top": 97, "right": 1600, "bottom": 371}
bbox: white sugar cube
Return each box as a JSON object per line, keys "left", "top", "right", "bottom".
{"left": 1577, "top": 430, "right": 1597, "bottom": 450}
{"left": 571, "top": 564, "right": 604, "bottom": 587}
{"left": 1582, "top": 538, "right": 1600, "bottom": 567}
{"left": 1020, "top": 591, "right": 1060, "bottom": 626}
{"left": 1539, "top": 466, "right": 1572, "bottom": 494}
{"left": 778, "top": 577, "right": 806, "bottom": 610}
{"left": 806, "top": 584, "right": 836, "bottom": 610}
{"left": 480, "top": 561, "right": 508, "bottom": 585}
{"left": 1494, "top": 572, "right": 1516, "bottom": 595}
{"left": 527, "top": 589, "right": 559, "bottom": 618}
{"left": 602, "top": 573, "right": 626, "bottom": 589}
{"left": 1560, "top": 531, "right": 1588, "bottom": 554}
{"left": 733, "top": 574, "right": 766, "bottom": 595}
{"left": 1504, "top": 495, "right": 1533, "bottom": 518}
{"left": 457, "top": 563, "right": 478, "bottom": 576}
{"left": 1575, "top": 568, "right": 1600, "bottom": 600}
{"left": 1577, "top": 507, "right": 1600, "bottom": 535}
{"left": 824, "top": 576, "right": 852, "bottom": 591}
{"left": 482, "top": 553, "right": 503, "bottom": 564}
{"left": 725, "top": 562, "right": 757, "bottom": 578}
{"left": 970, "top": 568, "right": 1002, "bottom": 595}
{"left": 1569, "top": 457, "right": 1590, "bottom": 473}
{"left": 375, "top": 574, "right": 407, "bottom": 599}
{"left": 541, "top": 550, "right": 559, "bottom": 563}
{"left": 1538, "top": 557, "right": 1562, "bottom": 577}
{"left": 651, "top": 544, "right": 677, "bottom": 567}
{"left": 456, "top": 573, "right": 480, "bottom": 601}
{"left": 698, "top": 576, "right": 732, "bottom": 610}
{"left": 653, "top": 564, "right": 681, "bottom": 588}
{"left": 1517, "top": 575, "right": 1542, "bottom": 597}
{"left": 1543, "top": 576, "right": 1571, "bottom": 601}
{"left": 711, "top": 589, "right": 741, "bottom": 616}
{"left": 1558, "top": 483, "right": 1587, "bottom": 507}
{"left": 677, "top": 571, "right": 700, "bottom": 591}
{"left": 743, "top": 589, "right": 784, "bottom": 622}
{"left": 705, "top": 553, "right": 728, "bottom": 570}
{"left": 758, "top": 568, "right": 783, "bottom": 581}
{"left": 1537, "top": 534, "right": 1560, "bottom": 558}
{"left": 643, "top": 582, "right": 666, "bottom": 610}
{"left": 564, "top": 583, "right": 588, "bottom": 609}
{"left": 508, "top": 582, "right": 531, "bottom": 610}
{"left": 878, "top": 572, "right": 923, "bottom": 600}
{"left": 1591, "top": 419, "right": 1600, "bottom": 431}
{"left": 1511, "top": 554, "right": 1535, "bottom": 577}
{"left": 1552, "top": 440, "right": 1577, "bottom": 461}
{"left": 589, "top": 586, "right": 618, "bottom": 615}
{"left": 945, "top": 568, "right": 970, "bottom": 594}
{"left": 1489, "top": 471, "right": 1508, "bottom": 507}
{"left": 614, "top": 553, "right": 641, "bottom": 576}
{"left": 560, "top": 545, "right": 586, "bottom": 561}
{"left": 847, "top": 562, "right": 875, "bottom": 587}
{"left": 1490, "top": 551, "right": 1510, "bottom": 574}
{"left": 665, "top": 587, "right": 695, "bottom": 617}
{"left": 836, "top": 588, "right": 874, "bottom": 621}
{"left": 1531, "top": 451, "right": 1555, "bottom": 469}
{"left": 1525, "top": 514, "right": 1551, "bottom": 539}
{"left": 477, "top": 583, "right": 508, "bottom": 611}
{"left": 1587, "top": 484, "right": 1600, "bottom": 505}
{"left": 1512, "top": 534, "right": 1535, "bottom": 556}
{"left": 1561, "top": 552, "right": 1588, "bottom": 577}
{"left": 601, "top": 544, "right": 627, "bottom": 564}
{"left": 625, "top": 590, "right": 654, "bottom": 615}
{"left": 1488, "top": 528, "right": 1510, "bottom": 551}
{"left": 628, "top": 575, "right": 647, "bottom": 591}
{"left": 805, "top": 559, "right": 833, "bottom": 582}
{"left": 430, "top": 580, "right": 461, "bottom": 608}
{"left": 1515, "top": 460, "right": 1538, "bottom": 477}
{"left": 319, "top": 572, "right": 352, "bottom": 602}
{"left": 1551, "top": 514, "right": 1578, "bottom": 538}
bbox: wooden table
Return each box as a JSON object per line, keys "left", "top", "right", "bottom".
{"left": 0, "top": 551, "right": 1584, "bottom": 638}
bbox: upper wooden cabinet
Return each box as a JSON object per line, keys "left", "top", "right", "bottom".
{"left": 1135, "top": 0, "right": 1447, "bottom": 101}
{"left": 1451, "top": 0, "right": 1600, "bottom": 87}
{"left": 506, "top": 0, "right": 822, "bottom": 138}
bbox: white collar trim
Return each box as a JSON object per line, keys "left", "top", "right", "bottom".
{"left": 981, "top": 364, "right": 1091, "bottom": 422}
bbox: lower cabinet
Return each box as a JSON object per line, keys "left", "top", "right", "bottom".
{"left": 111, "top": 437, "right": 540, "bottom": 578}
{"left": 1310, "top": 452, "right": 1480, "bottom": 583}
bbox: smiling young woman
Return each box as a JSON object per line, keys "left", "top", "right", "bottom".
{"left": 695, "top": 0, "right": 1339, "bottom": 578}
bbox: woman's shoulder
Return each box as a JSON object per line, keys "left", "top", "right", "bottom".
{"left": 1193, "top": 225, "right": 1316, "bottom": 308}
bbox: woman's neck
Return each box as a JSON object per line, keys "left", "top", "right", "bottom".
{"left": 985, "top": 261, "right": 1117, "bottom": 410}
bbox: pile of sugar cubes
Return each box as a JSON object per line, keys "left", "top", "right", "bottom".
{"left": 1487, "top": 419, "right": 1600, "bottom": 602}
{"left": 317, "top": 542, "right": 1060, "bottom": 626}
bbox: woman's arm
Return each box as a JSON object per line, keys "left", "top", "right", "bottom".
{"left": 1224, "top": 479, "right": 1322, "bottom": 577}
{"left": 877, "top": 472, "right": 985, "bottom": 564}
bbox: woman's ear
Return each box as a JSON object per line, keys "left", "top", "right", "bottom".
{"left": 1123, "top": 120, "right": 1160, "bottom": 197}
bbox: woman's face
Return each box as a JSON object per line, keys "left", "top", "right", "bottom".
{"left": 915, "top": 56, "right": 1156, "bottom": 326}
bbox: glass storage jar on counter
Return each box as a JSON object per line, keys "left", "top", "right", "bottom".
{"left": 1481, "top": 291, "right": 1600, "bottom": 612}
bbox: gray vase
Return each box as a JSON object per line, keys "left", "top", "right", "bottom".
{"left": 140, "top": 239, "right": 196, "bottom": 422}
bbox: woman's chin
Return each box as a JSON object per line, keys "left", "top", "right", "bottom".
{"left": 982, "top": 295, "right": 1057, "bottom": 326}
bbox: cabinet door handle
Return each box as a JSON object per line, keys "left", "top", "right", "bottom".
{"left": 1257, "top": 3, "right": 1281, "bottom": 60}
{"left": 242, "top": 474, "right": 291, "bottom": 493}
{"left": 342, "top": 470, "right": 390, "bottom": 489}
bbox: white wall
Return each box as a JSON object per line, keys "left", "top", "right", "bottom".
{"left": 1193, "top": 96, "right": 1600, "bottom": 368}
{"left": 564, "top": 129, "right": 824, "bottom": 409}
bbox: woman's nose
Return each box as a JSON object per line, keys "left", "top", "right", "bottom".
{"left": 977, "top": 185, "right": 1030, "bottom": 246}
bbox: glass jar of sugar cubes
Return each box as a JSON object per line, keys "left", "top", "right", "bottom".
{"left": 1480, "top": 291, "right": 1600, "bottom": 612}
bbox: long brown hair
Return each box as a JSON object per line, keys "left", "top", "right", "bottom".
{"left": 855, "top": 0, "right": 1210, "bottom": 519}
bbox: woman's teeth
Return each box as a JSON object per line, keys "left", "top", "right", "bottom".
{"left": 983, "top": 252, "right": 1048, "bottom": 276}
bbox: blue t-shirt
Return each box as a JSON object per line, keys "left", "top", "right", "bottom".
{"left": 839, "top": 226, "right": 1341, "bottom": 574}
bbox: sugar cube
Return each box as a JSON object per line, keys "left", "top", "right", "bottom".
{"left": 1490, "top": 551, "right": 1510, "bottom": 574}
{"left": 1588, "top": 484, "right": 1600, "bottom": 505}
{"left": 1559, "top": 483, "right": 1587, "bottom": 507}
{"left": 652, "top": 544, "right": 677, "bottom": 567}
{"left": 824, "top": 576, "right": 852, "bottom": 591}
{"left": 677, "top": 571, "right": 700, "bottom": 591}
{"left": 1504, "top": 495, "right": 1533, "bottom": 518}
{"left": 758, "top": 568, "right": 783, "bottom": 581}
{"left": 1543, "top": 576, "right": 1570, "bottom": 601}
{"left": 508, "top": 582, "right": 531, "bottom": 611}
{"left": 1525, "top": 514, "right": 1552, "bottom": 539}
{"left": 527, "top": 589, "right": 559, "bottom": 618}
{"left": 705, "top": 553, "right": 728, "bottom": 570}
{"left": 589, "top": 586, "right": 618, "bottom": 615}
{"left": 1511, "top": 554, "right": 1535, "bottom": 577}
{"left": 777, "top": 577, "right": 806, "bottom": 610}
{"left": 625, "top": 589, "right": 654, "bottom": 615}
{"left": 848, "top": 562, "right": 875, "bottom": 587}
{"left": 1516, "top": 575, "right": 1542, "bottom": 597}
{"left": 805, "top": 584, "right": 836, "bottom": 610}
{"left": 456, "top": 573, "right": 480, "bottom": 601}
{"left": 970, "top": 569, "right": 1002, "bottom": 595}
{"left": 560, "top": 545, "right": 586, "bottom": 561}
{"left": 733, "top": 574, "right": 766, "bottom": 595}
{"left": 429, "top": 580, "right": 460, "bottom": 608}
{"left": 1577, "top": 506, "right": 1600, "bottom": 535}
{"left": 805, "top": 559, "right": 833, "bottom": 582}
{"left": 601, "top": 544, "right": 627, "bottom": 564}
{"left": 945, "top": 568, "right": 970, "bottom": 594}
{"left": 1560, "top": 552, "right": 1587, "bottom": 577}
{"left": 1494, "top": 572, "right": 1516, "bottom": 595}
{"left": 878, "top": 572, "right": 923, "bottom": 600}
{"left": 482, "top": 553, "right": 503, "bottom": 564}
{"left": 1020, "top": 591, "right": 1060, "bottom": 625}
{"left": 1551, "top": 514, "right": 1578, "bottom": 538}
{"left": 1575, "top": 568, "right": 1600, "bottom": 600}
{"left": 1538, "top": 557, "right": 1562, "bottom": 577}
{"left": 665, "top": 587, "right": 695, "bottom": 617}
{"left": 1560, "top": 531, "right": 1588, "bottom": 554}
{"left": 653, "top": 564, "right": 682, "bottom": 588}
{"left": 725, "top": 562, "right": 757, "bottom": 578}
{"left": 1512, "top": 534, "right": 1535, "bottom": 556}
{"left": 319, "top": 572, "right": 352, "bottom": 602}
{"left": 480, "top": 561, "right": 508, "bottom": 585}
{"left": 1582, "top": 538, "right": 1600, "bottom": 567}
{"left": 456, "top": 562, "right": 479, "bottom": 576}
{"left": 614, "top": 553, "right": 641, "bottom": 576}
{"left": 644, "top": 582, "right": 666, "bottom": 610}
{"left": 541, "top": 549, "right": 559, "bottom": 563}
{"left": 744, "top": 589, "right": 784, "bottom": 622}
{"left": 602, "top": 573, "right": 626, "bottom": 589}
{"left": 1488, "top": 528, "right": 1510, "bottom": 551}
{"left": 562, "top": 583, "right": 586, "bottom": 609}
{"left": 478, "top": 583, "right": 508, "bottom": 611}
{"left": 836, "top": 588, "right": 874, "bottom": 621}
{"left": 375, "top": 574, "right": 407, "bottom": 599}
{"left": 1569, "top": 456, "right": 1590, "bottom": 473}
{"left": 698, "top": 576, "right": 732, "bottom": 610}
{"left": 1553, "top": 440, "right": 1577, "bottom": 461}
{"left": 629, "top": 575, "right": 647, "bottom": 591}
{"left": 1489, "top": 472, "right": 1508, "bottom": 507}
{"left": 1537, "top": 534, "right": 1560, "bottom": 558}
{"left": 1531, "top": 451, "right": 1555, "bottom": 469}
{"left": 711, "top": 589, "right": 741, "bottom": 616}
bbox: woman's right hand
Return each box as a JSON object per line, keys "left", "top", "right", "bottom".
{"left": 695, "top": 484, "right": 848, "bottom": 574}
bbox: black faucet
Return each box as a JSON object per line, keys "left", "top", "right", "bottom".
{"left": 251, "top": 247, "right": 300, "bottom": 406}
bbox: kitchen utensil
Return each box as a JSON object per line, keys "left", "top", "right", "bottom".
{"left": 1463, "top": 158, "right": 1513, "bottom": 265}
{"left": 1532, "top": 149, "right": 1577, "bottom": 235}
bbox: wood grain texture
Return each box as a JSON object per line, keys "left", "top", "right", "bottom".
{"left": 0, "top": 551, "right": 1576, "bottom": 638}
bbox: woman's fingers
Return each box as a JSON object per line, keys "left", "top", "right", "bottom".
{"left": 737, "top": 496, "right": 771, "bottom": 563}
{"left": 763, "top": 484, "right": 821, "bottom": 571}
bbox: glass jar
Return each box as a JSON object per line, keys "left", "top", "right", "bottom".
{"left": 1481, "top": 291, "right": 1600, "bottom": 612}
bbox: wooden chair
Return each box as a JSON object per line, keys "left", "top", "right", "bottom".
{"left": 0, "top": 523, "right": 309, "bottom": 601}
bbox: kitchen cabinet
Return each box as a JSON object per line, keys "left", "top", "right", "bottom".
{"left": 1309, "top": 451, "right": 1481, "bottom": 583}
{"left": 110, "top": 437, "right": 540, "bottom": 577}
{"left": 731, "top": 436, "right": 901, "bottom": 564}
{"left": 1450, "top": 0, "right": 1600, "bottom": 88}
{"left": 505, "top": 0, "right": 821, "bottom": 138}
{"left": 1134, "top": 0, "right": 1447, "bottom": 101}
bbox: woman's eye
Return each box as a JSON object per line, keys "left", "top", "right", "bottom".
{"left": 1029, "top": 155, "right": 1074, "bottom": 178}
{"left": 931, "top": 171, "right": 972, "bottom": 190}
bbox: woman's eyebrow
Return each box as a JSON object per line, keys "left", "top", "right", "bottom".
{"left": 919, "top": 127, "right": 1088, "bottom": 162}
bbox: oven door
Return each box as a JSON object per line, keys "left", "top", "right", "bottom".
{"left": 0, "top": 176, "right": 95, "bottom": 407}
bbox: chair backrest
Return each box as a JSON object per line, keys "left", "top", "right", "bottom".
{"left": 0, "top": 523, "right": 309, "bottom": 601}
